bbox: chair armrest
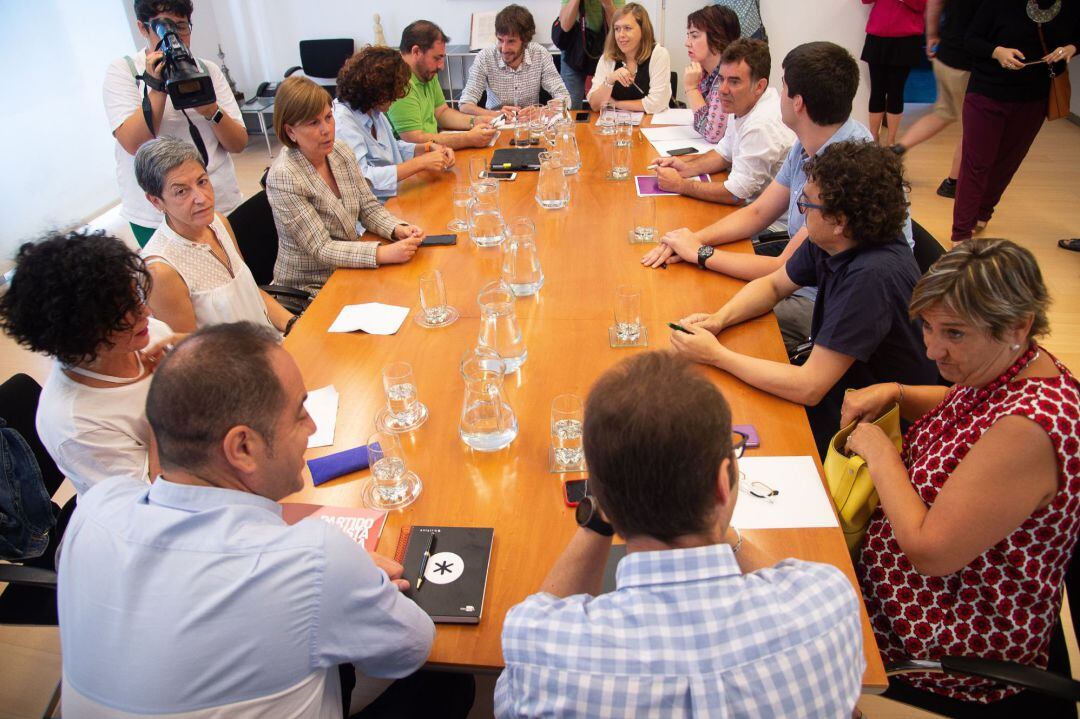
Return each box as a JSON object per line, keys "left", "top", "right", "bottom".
{"left": 0, "top": 564, "right": 57, "bottom": 589}
{"left": 284, "top": 66, "right": 302, "bottom": 77}
{"left": 887, "top": 657, "right": 1080, "bottom": 703}
{"left": 259, "top": 284, "right": 311, "bottom": 301}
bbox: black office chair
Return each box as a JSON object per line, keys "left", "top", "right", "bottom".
{"left": 226, "top": 190, "right": 312, "bottom": 316}
{"left": 911, "top": 217, "right": 946, "bottom": 273}
{"left": 882, "top": 543, "right": 1080, "bottom": 718}
{"left": 669, "top": 71, "right": 686, "bottom": 108}
{"left": 284, "top": 39, "right": 355, "bottom": 99}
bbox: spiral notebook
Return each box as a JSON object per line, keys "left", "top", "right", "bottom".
{"left": 394, "top": 525, "right": 495, "bottom": 624}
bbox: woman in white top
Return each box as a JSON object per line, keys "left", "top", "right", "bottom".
{"left": 135, "top": 138, "right": 295, "bottom": 335}
{"left": 333, "top": 46, "right": 455, "bottom": 201}
{"left": 587, "top": 3, "right": 672, "bottom": 114}
{"left": 0, "top": 232, "right": 177, "bottom": 495}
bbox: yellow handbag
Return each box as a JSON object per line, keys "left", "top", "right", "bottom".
{"left": 823, "top": 402, "right": 902, "bottom": 554}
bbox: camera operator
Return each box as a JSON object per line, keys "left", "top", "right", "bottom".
{"left": 105, "top": 0, "right": 246, "bottom": 247}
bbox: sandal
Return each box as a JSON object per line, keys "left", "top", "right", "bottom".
{"left": 1058, "top": 238, "right": 1080, "bottom": 252}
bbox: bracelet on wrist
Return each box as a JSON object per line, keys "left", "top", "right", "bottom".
{"left": 284, "top": 314, "right": 299, "bottom": 337}
{"left": 895, "top": 382, "right": 905, "bottom": 404}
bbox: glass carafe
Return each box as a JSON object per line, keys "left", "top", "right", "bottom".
{"left": 468, "top": 181, "right": 506, "bottom": 247}
{"left": 477, "top": 280, "right": 527, "bottom": 372}
{"left": 554, "top": 122, "right": 581, "bottom": 175}
{"left": 535, "top": 151, "right": 570, "bottom": 210}
{"left": 458, "top": 346, "right": 518, "bottom": 451}
{"left": 501, "top": 218, "right": 544, "bottom": 296}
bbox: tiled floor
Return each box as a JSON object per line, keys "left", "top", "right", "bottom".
{"left": 2, "top": 107, "right": 1079, "bottom": 718}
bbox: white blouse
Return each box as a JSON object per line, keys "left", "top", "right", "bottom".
{"left": 142, "top": 214, "right": 276, "bottom": 333}
{"left": 587, "top": 45, "right": 672, "bottom": 114}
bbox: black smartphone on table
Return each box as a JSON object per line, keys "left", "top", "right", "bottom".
{"left": 563, "top": 479, "right": 588, "bottom": 507}
{"left": 482, "top": 171, "right": 517, "bottom": 181}
{"left": 575, "top": 111, "right": 590, "bottom": 123}
{"left": 668, "top": 147, "right": 697, "bottom": 157}
{"left": 420, "top": 234, "right": 457, "bottom": 247}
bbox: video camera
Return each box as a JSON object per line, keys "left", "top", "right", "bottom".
{"left": 149, "top": 18, "right": 216, "bottom": 110}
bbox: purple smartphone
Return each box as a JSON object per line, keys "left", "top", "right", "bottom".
{"left": 733, "top": 424, "right": 760, "bottom": 448}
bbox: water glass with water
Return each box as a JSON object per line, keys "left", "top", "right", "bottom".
{"left": 551, "top": 393, "right": 585, "bottom": 472}
{"left": 614, "top": 284, "right": 643, "bottom": 344}
{"left": 363, "top": 430, "right": 422, "bottom": 510}
{"left": 513, "top": 109, "right": 531, "bottom": 146}
{"left": 615, "top": 112, "right": 634, "bottom": 146}
{"left": 554, "top": 122, "right": 581, "bottom": 175}
{"left": 599, "top": 102, "right": 616, "bottom": 135}
{"left": 632, "top": 195, "right": 657, "bottom": 243}
{"left": 376, "top": 361, "right": 428, "bottom": 432}
{"left": 528, "top": 106, "right": 545, "bottom": 142}
{"left": 607, "top": 139, "right": 631, "bottom": 180}
{"left": 536, "top": 151, "right": 570, "bottom": 209}
{"left": 448, "top": 183, "right": 472, "bottom": 232}
{"left": 501, "top": 217, "right": 544, "bottom": 296}
{"left": 416, "top": 269, "right": 459, "bottom": 328}
{"left": 477, "top": 280, "right": 527, "bottom": 372}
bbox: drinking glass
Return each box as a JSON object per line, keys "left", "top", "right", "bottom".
{"left": 415, "top": 269, "right": 459, "bottom": 328}
{"left": 615, "top": 111, "right": 634, "bottom": 146}
{"left": 528, "top": 105, "right": 545, "bottom": 142}
{"left": 501, "top": 217, "right": 544, "bottom": 296}
{"left": 468, "top": 204, "right": 506, "bottom": 248}
{"left": 536, "top": 151, "right": 570, "bottom": 210}
{"left": 375, "top": 361, "right": 428, "bottom": 432}
{"left": 448, "top": 183, "right": 472, "bottom": 232}
{"left": 550, "top": 393, "right": 585, "bottom": 472}
{"left": 513, "top": 108, "right": 531, "bottom": 146}
{"left": 599, "top": 101, "right": 616, "bottom": 135}
{"left": 469, "top": 157, "right": 488, "bottom": 187}
{"left": 631, "top": 195, "right": 657, "bottom": 243}
{"left": 612, "top": 284, "right": 644, "bottom": 345}
{"left": 607, "top": 139, "right": 631, "bottom": 180}
{"left": 362, "top": 430, "right": 422, "bottom": 510}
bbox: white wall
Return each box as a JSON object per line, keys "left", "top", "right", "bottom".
{"left": 1071, "top": 64, "right": 1080, "bottom": 117}
{"left": 0, "top": 0, "right": 137, "bottom": 267}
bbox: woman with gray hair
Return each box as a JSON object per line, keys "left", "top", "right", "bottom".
{"left": 136, "top": 138, "right": 296, "bottom": 335}
{"left": 841, "top": 239, "right": 1080, "bottom": 711}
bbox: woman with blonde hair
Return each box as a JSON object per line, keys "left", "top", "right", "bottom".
{"left": 266, "top": 75, "right": 426, "bottom": 296}
{"left": 586, "top": 3, "right": 671, "bottom": 114}
{"left": 843, "top": 239, "right": 1080, "bottom": 713}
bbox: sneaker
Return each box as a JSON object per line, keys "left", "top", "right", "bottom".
{"left": 888, "top": 144, "right": 906, "bottom": 156}
{"left": 936, "top": 178, "right": 957, "bottom": 198}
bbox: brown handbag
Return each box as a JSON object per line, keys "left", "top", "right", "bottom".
{"left": 1036, "top": 23, "right": 1072, "bottom": 121}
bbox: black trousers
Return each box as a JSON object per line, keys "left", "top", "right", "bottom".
{"left": 340, "top": 665, "right": 476, "bottom": 719}
{"left": 868, "top": 62, "right": 912, "bottom": 114}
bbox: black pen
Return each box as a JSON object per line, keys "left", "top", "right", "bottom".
{"left": 416, "top": 533, "right": 436, "bottom": 590}
{"left": 668, "top": 322, "right": 690, "bottom": 333}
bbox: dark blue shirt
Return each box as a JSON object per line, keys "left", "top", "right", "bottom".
{"left": 785, "top": 238, "right": 939, "bottom": 455}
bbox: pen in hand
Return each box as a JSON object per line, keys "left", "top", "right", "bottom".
{"left": 416, "top": 533, "right": 436, "bottom": 590}
{"left": 668, "top": 322, "right": 690, "bottom": 332}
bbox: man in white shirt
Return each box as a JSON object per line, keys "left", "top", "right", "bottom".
{"left": 57, "top": 322, "right": 475, "bottom": 718}
{"left": 104, "top": 0, "right": 246, "bottom": 246}
{"left": 654, "top": 38, "right": 794, "bottom": 231}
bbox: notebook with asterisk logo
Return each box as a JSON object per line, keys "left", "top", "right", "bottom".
{"left": 394, "top": 525, "right": 495, "bottom": 624}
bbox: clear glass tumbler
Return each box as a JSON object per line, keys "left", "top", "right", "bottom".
{"left": 362, "top": 430, "right": 422, "bottom": 510}
{"left": 415, "top": 269, "right": 459, "bottom": 328}
{"left": 613, "top": 284, "right": 642, "bottom": 343}
{"left": 376, "top": 361, "right": 428, "bottom": 432}
{"left": 551, "top": 393, "right": 585, "bottom": 471}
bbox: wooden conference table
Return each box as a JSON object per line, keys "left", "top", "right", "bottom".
{"left": 283, "top": 115, "right": 887, "bottom": 690}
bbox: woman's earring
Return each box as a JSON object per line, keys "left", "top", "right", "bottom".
{"left": 1011, "top": 344, "right": 1020, "bottom": 351}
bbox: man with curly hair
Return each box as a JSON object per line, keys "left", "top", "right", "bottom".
{"left": 334, "top": 46, "right": 455, "bottom": 200}
{"left": 0, "top": 232, "right": 177, "bottom": 495}
{"left": 669, "top": 141, "right": 938, "bottom": 456}
{"left": 104, "top": 0, "right": 247, "bottom": 247}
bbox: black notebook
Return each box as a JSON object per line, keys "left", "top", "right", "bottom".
{"left": 395, "top": 525, "right": 495, "bottom": 624}
{"left": 489, "top": 147, "right": 544, "bottom": 171}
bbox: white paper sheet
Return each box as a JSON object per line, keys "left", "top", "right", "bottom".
{"left": 305, "top": 385, "right": 339, "bottom": 448}
{"left": 649, "top": 108, "right": 694, "bottom": 126}
{"left": 730, "top": 456, "right": 839, "bottom": 529}
{"left": 641, "top": 125, "right": 705, "bottom": 142}
{"left": 327, "top": 303, "right": 410, "bottom": 335}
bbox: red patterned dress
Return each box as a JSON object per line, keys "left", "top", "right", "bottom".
{"left": 856, "top": 346, "right": 1080, "bottom": 703}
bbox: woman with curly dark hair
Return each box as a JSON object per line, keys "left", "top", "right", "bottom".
{"left": 0, "top": 231, "right": 178, "bottom": 495}
{"left": 668, "top": 140, "right": 938, "bottom": 456}
{"left": 333, "top": 46, "right": 455, "bottom": 200}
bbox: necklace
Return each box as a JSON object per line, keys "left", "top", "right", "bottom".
{"left": 1027, "top": 0, "right": 1062, "bottom": 24}
{"left": 65, "top": 353, "right": 146, "bottom": 385}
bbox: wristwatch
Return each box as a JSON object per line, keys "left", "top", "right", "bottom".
{"left": 210, "top": 108, "right": 224, "bottom": 124}
{"left": 575, "top": 496, "right": 614, "bottom": 537}
{"left": 697, "top": 244, "right": 715, "bottom": 269}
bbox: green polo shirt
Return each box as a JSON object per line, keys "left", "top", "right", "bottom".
{"left": 387, "top": 72, "right": 446, "bottom": 136}
{"left": 561, "top": 0, "right": 624, "bottom": 32}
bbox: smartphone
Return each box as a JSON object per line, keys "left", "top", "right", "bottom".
{"left": 575, "top": 111, "right": 590, "bottom": 123}
{"left": 420, "top": 234, "right": 457, "bottom": 247}
{"left": 563, "top": 479, "right": 588, "bottom": 507}
{"left": 668, "top": 147, "right": 697, "bottom": 157}
{"left": 482, "top": 171, "right": 517, "bottom": 181}
{"left": 732, "top": 424, "right": 761, "bottom": 448}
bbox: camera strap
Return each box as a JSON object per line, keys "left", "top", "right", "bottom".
{"left": 125, "top": 54, "right": 209, "bottom": 166}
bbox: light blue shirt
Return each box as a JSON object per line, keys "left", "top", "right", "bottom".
{"left": 775, "top": 118, "right": 914, "bottom": 301}
{"left": 58, "top": 477, "right": 434, "bottom": 715}
{"left": 495, "top": 543, "right": 866, "bottom": 719}
{"left": 333, "top": 100, "right": 417, "bottom": 200}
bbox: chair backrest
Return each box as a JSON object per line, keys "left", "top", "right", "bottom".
{"left": 299, "top": 38, "right": 354, "bottom": 81}
{"left": 911, "top": 219, "right": 946, "bottom": 275}
{"left": 0, "top": 374, "right": 62, "bottom": 497}
{"left": 227, "top": 190, "right": 278, "bottom": 286}
{"left": 670, "top": 71, "right": 678, "bottom": 108}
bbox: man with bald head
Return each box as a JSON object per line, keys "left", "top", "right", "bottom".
{"left": 56, "top": 322, "right": 472, "bottom": 718}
